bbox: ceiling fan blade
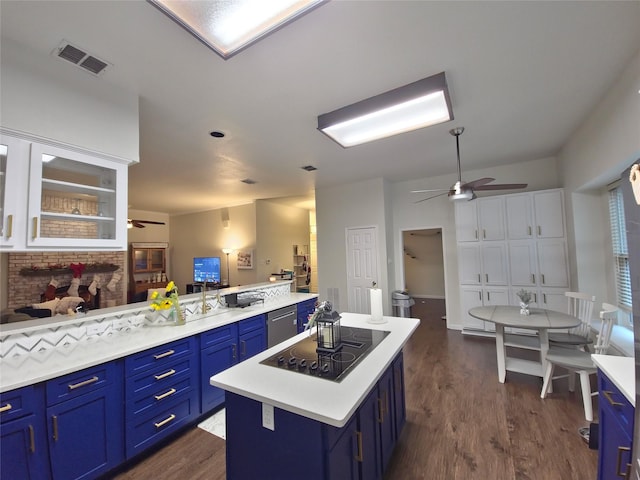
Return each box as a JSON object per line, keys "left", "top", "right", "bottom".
{"left": 411, "top": 188, "right": 450, "bottom": 193}
{"left": 463, "top": 177, "right": 495, "bottom": 189}
{"left": 131, "top": 220, "right": 166, "bottom": 225}
{"left": 414, "top": 191, "right": 450, "bottom": 203}
{"left": 473, "top": 183, "right": 528, "bottom": 191}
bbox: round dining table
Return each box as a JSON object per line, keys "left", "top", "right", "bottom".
{"left": 468, "top": 305, "right": 581, "bottom": 385}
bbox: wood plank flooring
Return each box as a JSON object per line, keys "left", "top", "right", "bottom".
{"left": 112, "top": 298, "right": 597, "bottom": 480}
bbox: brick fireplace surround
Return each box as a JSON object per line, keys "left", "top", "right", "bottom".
{"left": 6, "top": 251, "right": 125, "bottom": 310}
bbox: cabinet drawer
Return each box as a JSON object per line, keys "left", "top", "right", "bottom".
{"left": 46, "top": 362, "right": 117, "bottom": 406}
{"left": 128, "top": 375, "right": 196, "bottom": 418}
{"left": 238, "top": 314, "right": 265, "bottom": 335}
{"left": 200, "top": 323, "right": 237, "bottom": 349}
{"left": 0, "top": 384, "right": 42, "bottom": 423}
{"left": 598, "top": 371, "right": 634, "bottom": 431}
{"left": 126, "top": 357, "right": 197, "bottom": 407}
{"left": 126, "top": 393, "right": 198, "bottom": 458}
{"left": 125, "top": 337, "right": 196, "bottom": 376}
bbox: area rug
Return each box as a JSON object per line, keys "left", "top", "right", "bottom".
{"left": 197, "top": 408, "right": 226, "bottom": 440}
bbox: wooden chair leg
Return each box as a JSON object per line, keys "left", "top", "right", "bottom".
{"left": 540, "top": 362, "right": 554, "bottom": 399}
{"left": 579, "top": 371, "right": 593, "bottom": 422}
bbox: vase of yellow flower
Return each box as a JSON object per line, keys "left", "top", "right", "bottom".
{"left": 149, "top": 280, "right": 185, "bottom": 326}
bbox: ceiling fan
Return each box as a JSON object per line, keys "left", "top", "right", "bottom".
{"left": 412, "top": 127, "right": 527, "bottom": 203}
{"left": 128, "top": 219, "right": 166, "bottom": 229}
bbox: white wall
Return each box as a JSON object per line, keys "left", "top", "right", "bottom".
{"left": 255, "top": 199, "right": 310, "bottom": 283}
{"left": 316, "top": 178, "right": 391, "bottom": 314}
{"left": 559, "top": 48, "right": 640, "bottom": 308}
{"left": 0, "top": 38, "right": 139, "bottom": 162}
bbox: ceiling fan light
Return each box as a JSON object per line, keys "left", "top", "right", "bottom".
{"left": 318, "top": 72, "right": 453, "bottom": 148}
{"left": 448, "top": 190, "right": 475, "bottom": 202}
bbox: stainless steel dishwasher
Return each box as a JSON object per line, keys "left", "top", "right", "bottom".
{"left": 267, "top": 305, "right": 298, "bottom": 348}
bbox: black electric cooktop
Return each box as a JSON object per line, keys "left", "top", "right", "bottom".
{"left": 260, "top": 326, "right": 390, "bottom": 382}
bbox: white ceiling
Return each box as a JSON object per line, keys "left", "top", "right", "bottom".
{"left": 1, "top": 1, "right": 639, "bottom": 216}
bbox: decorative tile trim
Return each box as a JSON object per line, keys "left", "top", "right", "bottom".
{"left": 0, "top": 282, "right": 296, "bottom": 359}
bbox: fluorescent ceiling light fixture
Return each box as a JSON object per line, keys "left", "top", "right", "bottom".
{"left": 318, "top": 72, "right": 453, "bottom": 148}
{"left": 148, "top": 0, "right": 326, "bottom": 59}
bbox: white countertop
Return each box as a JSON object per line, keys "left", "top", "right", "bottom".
{"left": 210, "top": 313, "right": 420, "bottom": 428}
{"left": 0, "top": 292, "right": 316, "bottom": 393}
{"left": 592, "top": 354, "right": 635, "bottom": 406}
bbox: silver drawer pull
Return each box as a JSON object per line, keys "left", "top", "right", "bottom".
{"left": 154, "top": 388, "right": 177, "bottom": 401}
{"left": 154, "top": 414, "right": 176, "bottom": 428}
{"left": 153, "top": 349, "right": 175, "bottom": 360}
{"left": 0, "top": 403, "right": 12, "bottom": 413}
{"left": 68, "top": 376, "right": 99, "bottom": 390}
{"left": 154, "top": 369, "right": 176, "bottom": 380}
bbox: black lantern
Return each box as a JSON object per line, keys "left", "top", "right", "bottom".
{"left": 316, "top": 310, "right": 342, "bottom": 353}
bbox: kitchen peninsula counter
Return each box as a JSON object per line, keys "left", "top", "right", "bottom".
{"left": 210, "top": 313, "right": 420, "bottom": 427}
{"left": 0, "top": 282, "right": 315, "bottom": 393}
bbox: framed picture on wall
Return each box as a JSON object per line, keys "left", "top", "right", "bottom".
{"left": 237, "top": 250, "right": 254, "bottom": 269}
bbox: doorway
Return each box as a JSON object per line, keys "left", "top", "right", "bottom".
{"left": 401, "top": 228, "right": 446, "bottom": 321}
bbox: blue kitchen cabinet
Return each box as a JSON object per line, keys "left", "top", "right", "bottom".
{"left": 0, "top": 384, "right": 50, "bottom": 480}
{"left": 597, "top": 369, "right": 634, "bottom": 480}
{"left": 223, "top": 352, "right": 404, "bottom": 480}
{"left": 46, "top": 361, "right": 124, "bottom": 480}
{"left": 297, "top": 298, "right": 317, "bottom": 333}
{"left": 392, "top": 352, "right": 406, "bottom": 438}
{"left": 125, "top": 337, "right": 198, "bottom": 459}
{"left": 201, "top": 324, "right": 238, "bottom": 412}
{"left": 200, "top": 315, "right": 266, "bottom": 414}
{"left": 238, "top": 314, "right": 266, "bottom": 361}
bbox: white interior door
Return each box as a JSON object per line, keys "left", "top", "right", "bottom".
{"left": 346, "top": 226, "right": 379, "bottom": 314}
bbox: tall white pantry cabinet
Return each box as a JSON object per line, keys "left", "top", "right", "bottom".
{"left": 456, "top": 189, "right": 570, "bottom": 334}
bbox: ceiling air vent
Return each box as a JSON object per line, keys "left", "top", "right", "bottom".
{"left": 54, "top": 40, "right": 110, "bottom": 76}
{"left": 301, "top": 165, "right": 317, "bottom": 172}
{"left": 241, "top": 178, "right": 257, "bottom": 185}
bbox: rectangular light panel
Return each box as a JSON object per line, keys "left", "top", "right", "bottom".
{"left": 149, "top": 0, "right": 325, "bottom": 59}
{"left": 318, "top": 72, "right": 454, "bottom": 148}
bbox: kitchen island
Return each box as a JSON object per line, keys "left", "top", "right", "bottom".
{"left": 210, "top": 313, "right": 420, "bottom": 480}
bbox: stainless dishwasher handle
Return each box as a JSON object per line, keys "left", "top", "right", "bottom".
{"left": 269, "top": 312, "right": 296, "bottom": 322}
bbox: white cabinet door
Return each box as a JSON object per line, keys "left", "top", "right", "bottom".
{"left": 27, "top": 143, "right": 128, "bottom": 249}
{"left": 533, "top": 190, "right": 565, "bottom": 239}
{"left": 505, "top": 194, "right": 534, "bottom": 240}
{"left": 538, "top": 288, "right": 567, "bottom": 313}
{"left": 0, "top": 135, "right": 30, "bottom": 250}
{"left": 481, "top": 243, "right": 508, "bottom": 285}
{"left": 508, "top": 241, "right": 537, "bottom": 286}
{"left": 458, "top": 245, "right": 482, "bottom": 285}
{"left": 460, "top": 287, "right": 485, "bottom": 330}
{"left": 482, "top": 287, "right": 509, "bottom": 332}
{"left": 455, "top": 202, "right": 478, "bottom": 242}
{"left": 478, "top": 196, "right": 506, "bottom": 240}
{"left": 537, "top": 240, "right": 569, "bottom": 288}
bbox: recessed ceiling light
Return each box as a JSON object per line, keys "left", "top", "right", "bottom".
{"left": 210, "top": 130, "right": 225, "bottom": 138}
{"left": 148, "top": 0, "right": 326, "bottom": 59}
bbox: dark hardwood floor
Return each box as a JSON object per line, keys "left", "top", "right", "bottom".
{"left": 113, "top": 298, "right": 597, "bottom": 480}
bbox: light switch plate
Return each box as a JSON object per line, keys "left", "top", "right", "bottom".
{"left": 262, "top": 403, "right": 275, "bottom": 431}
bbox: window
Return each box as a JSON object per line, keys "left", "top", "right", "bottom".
{"left": 608, "top": 185, "right": 632, "bottom": 308}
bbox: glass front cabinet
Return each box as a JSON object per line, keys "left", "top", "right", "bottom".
{"left": 0, "top": 130, "right": 129, "bottom": 251}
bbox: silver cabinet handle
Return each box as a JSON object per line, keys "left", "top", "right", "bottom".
{"left": 68, "top": 376, "right": 99, "bottom": 390}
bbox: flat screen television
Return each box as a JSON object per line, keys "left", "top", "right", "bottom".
{"left": 193, "top": 257, "right": 221, "bottom": 283}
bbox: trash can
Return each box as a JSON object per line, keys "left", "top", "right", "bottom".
{"left": 392, "top": 291, "right": 415, "bottom": 317}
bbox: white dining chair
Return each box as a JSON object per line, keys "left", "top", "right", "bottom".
{"left": 540, "top": 303, "right": 618, "bottom": 422}
{"left": 548, "top": 291, "right": 596, "bottom": 347}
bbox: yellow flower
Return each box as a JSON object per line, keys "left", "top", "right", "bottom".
{"left": 150, "top": 291, "right": 160, "bottom": 300}
{"left": 166, "top": 281, "right": 175, "bottom": 292}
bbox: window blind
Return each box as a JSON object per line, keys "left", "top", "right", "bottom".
{"left": 608, "top": 187, "right": 632, "bottom": 307}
